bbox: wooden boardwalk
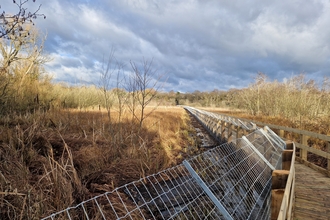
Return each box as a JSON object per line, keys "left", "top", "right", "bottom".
{"left": 294, "top": 162, "right": 330, "bottom": 220}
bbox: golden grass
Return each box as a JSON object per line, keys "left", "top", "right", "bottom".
{"left": 207, "top": 107, "right": 330, "bottom": 168}
{"left": 0, "top": 106, "right": 198, "bottom": 219}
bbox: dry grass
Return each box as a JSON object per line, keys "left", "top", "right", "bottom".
{"left": 206, "top": 107, "right": 330, "bottom": 134}
{"left": 0, "top": 106, "right": 198, "bottom": 219}
{"left": 208, "top": 107, "right": 330, "bottom": 168}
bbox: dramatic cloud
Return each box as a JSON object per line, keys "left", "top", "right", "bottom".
{"left": 2, "top": 0, "right": 330, "bottom": 91}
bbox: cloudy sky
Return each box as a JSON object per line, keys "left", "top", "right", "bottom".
{"left": 2, "top": 0, "right": 330, "bottom": 92}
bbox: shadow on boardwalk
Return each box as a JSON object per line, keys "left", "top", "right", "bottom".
{"left": 294, "top": 162, "right": 330, "bottom": 220}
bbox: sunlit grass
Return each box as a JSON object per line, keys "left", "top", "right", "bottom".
{"left": 0, "top": 106, "right": 198, "bottom": 219}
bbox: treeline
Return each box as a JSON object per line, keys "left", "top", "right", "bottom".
{"left": 2, "top": 35, "right": 330, "bottom": 126}
{"left": 0, "top": 26, "right": 51, "bottom": 114}
{"left": 1, "top": 18, "right": 330, "bottom": 125}
{"left": 235, "top": 73, "right": 330, "bottom": 123}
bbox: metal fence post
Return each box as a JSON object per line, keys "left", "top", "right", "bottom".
{"left": 183, "top": 160, "right": 233, "bottom": 220}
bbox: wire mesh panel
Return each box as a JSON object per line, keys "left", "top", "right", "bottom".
{"left": 184, "top": 106, "right": 256, "bottom": 131}
{"left": 42, "top": 137, "right": 275, "bottom": 220}
{"left": 244, "top": 129, "right": 284, "bottom": 170}
{"left": 184, "top": 141, "right": 272, "bottom": 220}
{"left": 42, "top": 107, "right": 283, "bottom": 220}
{"left": 263, "top": 126, "right": 286, "bottom": 150}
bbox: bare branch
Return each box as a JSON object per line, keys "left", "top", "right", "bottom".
{"left": 127, "top": 58, "right": 164, "bottom": 128}
{"left": 0, "top": 0, "right": 45, "bottom": 39}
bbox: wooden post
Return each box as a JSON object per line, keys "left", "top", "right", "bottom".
{"left": 271, "top": 141, "right": 294, "bottom": 220}
{"left": 214, "top": 121, "right": 218, "bottom": 133}
{"left": 221, "top": 121, "right": 226, "bottom": 141}
{"left": 272, "top": 170, "right": 290, "bottom": 189}
{"left": 271, "top": 189, "right": 285, "bottom": 220}
{"left": 326, "top": 141, "right": 330, "bottom": 173}
{"left": 228, "top": 123, "right": 232, "bottom": 142}
{"left": 282, "top": 150, "right": 294, "bottom": 170}
{"left": 271, "top": 170, "right": 289, "bottom": 220}
{"left": 216, "top": 121, "right": 221, "bottom": 140}
{"left": 274, "top": 129, "right": 284, "bottom": 138}
{"left": 285, "top": 141, "right": 294, "bottom": 150}
{"left": 300, "top": 134, "right": 308, "bottom": 161}
{"left": 237, "top": 126, "right": 241, "bottom": 139}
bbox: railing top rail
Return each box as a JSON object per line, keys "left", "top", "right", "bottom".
{"left": 210, "top": 112, "right": 330, "bottom": 142}
{"left": 277, "top": 142, "right": 296, "bottom": 220}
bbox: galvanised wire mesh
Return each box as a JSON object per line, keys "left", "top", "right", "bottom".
{"left": 42, "top": 107, "right": 284, "bottom": 220}
{"left": 184, "top": 106, "right": 256, "bottom": 131}
{"left": 244, "top": 128, "right": 285, "bottom": 170}
{"left": 42, "top": 135, "right": 274, "bottom": 220}
{"left": 184, "top": 140, "right": 272, "bottom": 220}
{"left": 184, "top": 107, "right": 285, "bottom": 170}
{"left": 42, "top": 164, "right": 224, "bottom": 220}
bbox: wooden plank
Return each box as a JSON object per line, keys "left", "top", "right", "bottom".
{"left": 271, "top": 189, "right": 284, "bottom": 220}
{"left": 300, "top": 134, "right": 308, "bottom": 161}
{"left": 285, "top": 141, "right": 294, "bottom": 150}
{"left": 272, "top": 170, "right": 289, "bottom": 189}
{"left": 294, "top": 203, "right": 329, "bottom": 213}
{"left": 295, "top": 195, "right": 327, "bottom": 204}
{"left": 326, "top": 141, "right": 330, "bottom": 172}
{"left": 282, "top": 150, "right": 293, "bottom": 170}
{"left": 294, "top": 207, "right": 329, "bottom": 220}
{"left": 277, "top": 145, "right": 295, "bottom": 220}
{"left": 202, "top": 111, "right": 330, "bottom": 220}
{"left": 228, "top": 124, "right": 233, "bottom": 142}
{"left": 221, "top": 114, "right": 330, "bottom": 142}
{"left": 286, "top": 168, "right": 295, "bottom": 220}
{"left": 295, "top": 157, "right": 330, "bottom": 176}
{"left": 295, "top": 142, "right": 330, "bottom": 159}
{"left": 294, "top": 162, "right": 330, "bottom": 219}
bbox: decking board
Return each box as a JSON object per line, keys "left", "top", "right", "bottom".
{"left": 294, "top": 162, "right": 330, "bottom": 220}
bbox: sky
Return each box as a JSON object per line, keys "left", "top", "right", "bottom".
{"left": 2, "top": 0, "right": 330, "bottom": 92}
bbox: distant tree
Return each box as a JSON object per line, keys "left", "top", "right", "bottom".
{"left": 114, "top": 60, "right": 127, "bottom": 124}
{"left": 126, "top": 59, "right": 164, "bottom": 128}
{"left": 175, "top": 91, "right": 180, "bottom": 105}
{"left": 239, "top": 72, "right": 267, "bottom": 115}
{"left": 0, "top": 0, "right": 45, "bottom": 39}
{"left": 0, "top": 26, "right": 49, "bottom": 113}
{"left": 98, "top": 49, "right": 116, "bottom": 124}
{"left": 0, "top": 0, "right": 46, "bottom": 113}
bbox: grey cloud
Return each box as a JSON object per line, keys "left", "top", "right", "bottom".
{"left": 2, "top": 0, "right": 330, "bottom": 91}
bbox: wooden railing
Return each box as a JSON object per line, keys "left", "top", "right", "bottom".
{"left": 218, "top": 115, "right": 330, "bottom": 219}
{"left": 185, "top": 107, "right": 330, "bottom": 219}
{"left": 272, "top": 141, "right": 296, "bottom": 220}
{"left": 246, "top": 120, "right": 330, "bottom": 177}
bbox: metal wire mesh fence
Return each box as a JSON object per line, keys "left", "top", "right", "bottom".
{"left": 243, "top": 127, "right": 285, "bottom": 170}
{"left": 183, "top": 106, "right": 256, "bottom": 144}
{"left": 42, "top": 107, "right": 284, "bottom": 220}
{"left": 184, "top": 106, "right": 256, "bottom": 132}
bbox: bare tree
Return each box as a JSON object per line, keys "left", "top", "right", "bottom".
{"left": 127, "top": 59, "right": 164, "bottom": 128}
{"left": 98, "top": 49, "right": 116, "bottom": 123}
{"left": 0, "top": 25, "right": 49, "bottom": 113}
{"left": 239, "top": 72, "right": 267, "bottom": 115}
{"left": 115, "top": 62, "right": 127, "bottom": 124}
{"left": 0, "top": 0, "right": 45, "bottom": 39}
{"left": 0, "top": 1, "right": 45, "bottom": 113}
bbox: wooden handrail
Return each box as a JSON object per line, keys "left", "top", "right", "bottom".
{"left": 219, "top": 114, "right": 330, "bottom": 176}
{"left": 188, "top": 108, "right": 329, "bottom": 219}
{"left": 251, "top": 121, "right": 330, "bottom": 142}
{"left": 277, "top": 142, "right": 296, "bottom": 220}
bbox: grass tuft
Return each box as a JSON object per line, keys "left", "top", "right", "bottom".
{"left": 0, "top": 106, "right": 200, "bottom": 219}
